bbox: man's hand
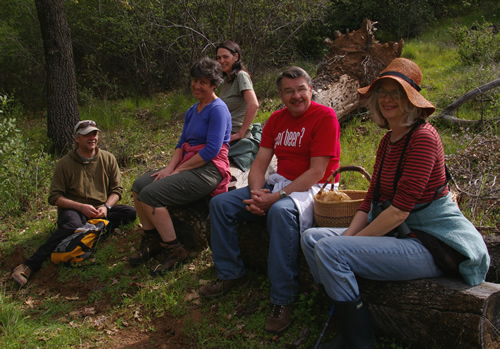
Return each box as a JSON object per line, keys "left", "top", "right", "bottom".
{"left": 80, "top": 204, "right": 100, "bottom": 218}
{"left": 95, "top": 206, "right": 108, "bottom": 218}
{"left": 243, "top": 189, "right": 278, "bottom": 215}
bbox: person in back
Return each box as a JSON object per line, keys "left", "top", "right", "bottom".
{"left": 216, "top": 40, "right": 259, "bottom": 144}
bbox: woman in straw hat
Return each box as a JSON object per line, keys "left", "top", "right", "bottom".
{"left": 301, "top": 58, "right": 489, "bottom": 348}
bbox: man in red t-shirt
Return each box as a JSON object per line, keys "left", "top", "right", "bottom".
{"left": 200, "top": 67, "right": 341, "bottom": 334}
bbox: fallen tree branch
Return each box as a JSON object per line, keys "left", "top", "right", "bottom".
{"left": 433, "top": 79, "right": 500, "bottom": 126}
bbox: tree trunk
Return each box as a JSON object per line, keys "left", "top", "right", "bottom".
{"left": 35, "top": 0, "right": 79, "bottom": 155}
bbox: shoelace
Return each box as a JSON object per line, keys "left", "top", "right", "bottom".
{"left": 269, "top": 304, "right": 283, "bottom": 318}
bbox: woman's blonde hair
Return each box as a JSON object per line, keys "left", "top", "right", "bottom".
{"left": 364, "top": 81, "right": 429, "bottom": 129}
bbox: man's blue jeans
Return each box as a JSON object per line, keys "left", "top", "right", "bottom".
{"left": 210, "top": 185, "right": 300, "bottom": 305}
{"left": 301, "top": 227, "right": 443, "bottom": 302}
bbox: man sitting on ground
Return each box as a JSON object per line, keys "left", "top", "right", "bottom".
{"left": 11, "top": 120, "right": 136, "bottom": 287}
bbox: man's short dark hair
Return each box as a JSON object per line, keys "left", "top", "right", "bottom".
{"left": 276, "top": 67, "right": 312, "bottom": 90}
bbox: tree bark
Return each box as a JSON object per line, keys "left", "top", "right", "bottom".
{"left": 358, "top": 277, "right": 500, "bottom": 348}
{"left": 35, "top": 0, "right": 79, "bottom": 154}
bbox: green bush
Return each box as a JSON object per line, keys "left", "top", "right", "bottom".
{"left": 449, "top": 20, "right": 500, "bottom": 65}
{"left": 0, "top": 95, "right": 53, "bottom": 217}
{"left": 325, "top": 0, "right": 463, "bottom": 42}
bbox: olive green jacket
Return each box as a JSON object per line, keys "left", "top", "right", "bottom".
{"left": 48, "top": 148, "right": 123, "bottom": 208}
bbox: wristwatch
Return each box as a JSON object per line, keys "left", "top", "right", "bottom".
{"left": 279, "top": 189, "right": 288, "bottom": 199}
{"left": 104, "top": 204, "right": 111, "bottom": 211}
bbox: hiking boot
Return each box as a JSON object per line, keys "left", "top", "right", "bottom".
{"left": 11, "top": 264, "right": 32, "bottom": 287}
{"left": 265, "top": 303, "right": 294, "bottom": 334}
{"left": 199, "top": 276, "right": 249, "bottom": 298}
{"left": 129, "top": 231, "right": 162, "bottom": 266}
{"left": 150, "top": 242, "right": 188, "bottom": 275}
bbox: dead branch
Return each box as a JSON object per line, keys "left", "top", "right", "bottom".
{"left": 433, "top": 79, "right": 500, "bottom": 125}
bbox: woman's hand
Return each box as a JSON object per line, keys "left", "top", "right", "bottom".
{"left": 343, "top": 211, "right": 368, "bottom": 236}
{"left": 151, "top": 167, "right": 174, "bottom": 182}
{"left": 230, "top": 132, "right": 244, "bottom": 143}
{"left": 350, "top": 205, "right": 409, "bottom": 237}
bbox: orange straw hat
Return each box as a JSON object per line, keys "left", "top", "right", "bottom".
{"left": 357, "top": 58, "right": 436, "bottom": 116}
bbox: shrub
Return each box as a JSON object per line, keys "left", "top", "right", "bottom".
{"left": 0, "top": 95, "right": 53, "bottom": 217}
{"left": 449, "top": 20, "right": 500, "bottom": 65}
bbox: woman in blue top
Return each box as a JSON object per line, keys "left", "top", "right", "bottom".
{"left": 130, "top": 57, "right": 232, "bottom": 275}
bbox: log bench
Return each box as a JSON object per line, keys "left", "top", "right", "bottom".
{"left": 169, "top": 163, "right": 500, "bottom": 348}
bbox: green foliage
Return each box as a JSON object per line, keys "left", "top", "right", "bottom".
{"left": 2, "top": 0, "right": 332, "bottom": 106}
{"left": 0, "top": 0, "right": 44, "bottom": 109}
{"left": 338, "top": 115, "right": 383, "bottom": 190}
{"left": 326, "top": 0, "right": 468, "bottom": 42}
{"left": 449, "top": 20, "right": 500, "bottom": 65}
{"left": 0, "top": 95, "right": 54, "bottom": 217}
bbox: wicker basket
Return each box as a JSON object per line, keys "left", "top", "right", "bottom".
{"left": 314, "top": 166, "right": 371, "bottom": 227}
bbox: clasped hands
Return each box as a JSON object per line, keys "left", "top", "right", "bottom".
{"left": 80, "top": 204, "right": 107, "bottom": 218}
{"left": 243, "top": 188, "right": 278, "bottom": 216}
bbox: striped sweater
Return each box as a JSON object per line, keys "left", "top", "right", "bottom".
{"left": 359, "top": 122, "right": 449, "bottom": 213}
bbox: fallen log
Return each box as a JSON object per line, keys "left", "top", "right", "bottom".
{"left": 218, "top": 219, "right": 500, "bottom": 348}
{"left": 358, "top": 277, "right": 500, "bottom": 348}
{"left": 172, "top": 205, "right": 500, "bottom": 347}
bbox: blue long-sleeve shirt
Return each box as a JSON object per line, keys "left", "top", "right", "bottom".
{"left": 176, "top": 98, "right": 232, "bottom": 162}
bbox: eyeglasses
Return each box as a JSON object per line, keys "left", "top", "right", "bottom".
{"left": 75, "top": 120, "right": 97, "bottom": 133}
{"left": 281, "top": 86, "right": 311, "bottom": 98}
{"left": 375, "top": 88, "right": 401, "bottom": 100}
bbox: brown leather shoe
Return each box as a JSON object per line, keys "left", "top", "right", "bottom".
{"left": 150, "top": 242, "right": 188, "bottom": 275}
{"left": 265, "top": 303, "right": 294, "bottom": 334}
{"left": 129, "top": 231, "right": 162, "bottom": 266}
{"left": 12, "top": 264, "right": 32, "bottom": 287}
{"left": 199, "top": 276, "right": 249, "bottom": 298}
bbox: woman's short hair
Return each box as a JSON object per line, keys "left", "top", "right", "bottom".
{"left": 276, "top": 66, "right": 313, "bottom": 90}
{"left": 216, "top": 40, "right": 247, "bottom": 81}
{"left": 190, "top": 57, "right": 224, "bottom": 87}
{"left": 364, "top": 81, "right": 429, "bottom": 129}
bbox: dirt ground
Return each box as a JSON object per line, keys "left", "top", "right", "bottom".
{"left": 1, "top": 232, "right": 197, "bottom": 349}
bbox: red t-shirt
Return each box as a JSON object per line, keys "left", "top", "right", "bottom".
{"left": 260, "top": 101, "right": 341, "bottom": 183}
{"left": 359, "top": 122, "right": 449, "bottom": 213}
